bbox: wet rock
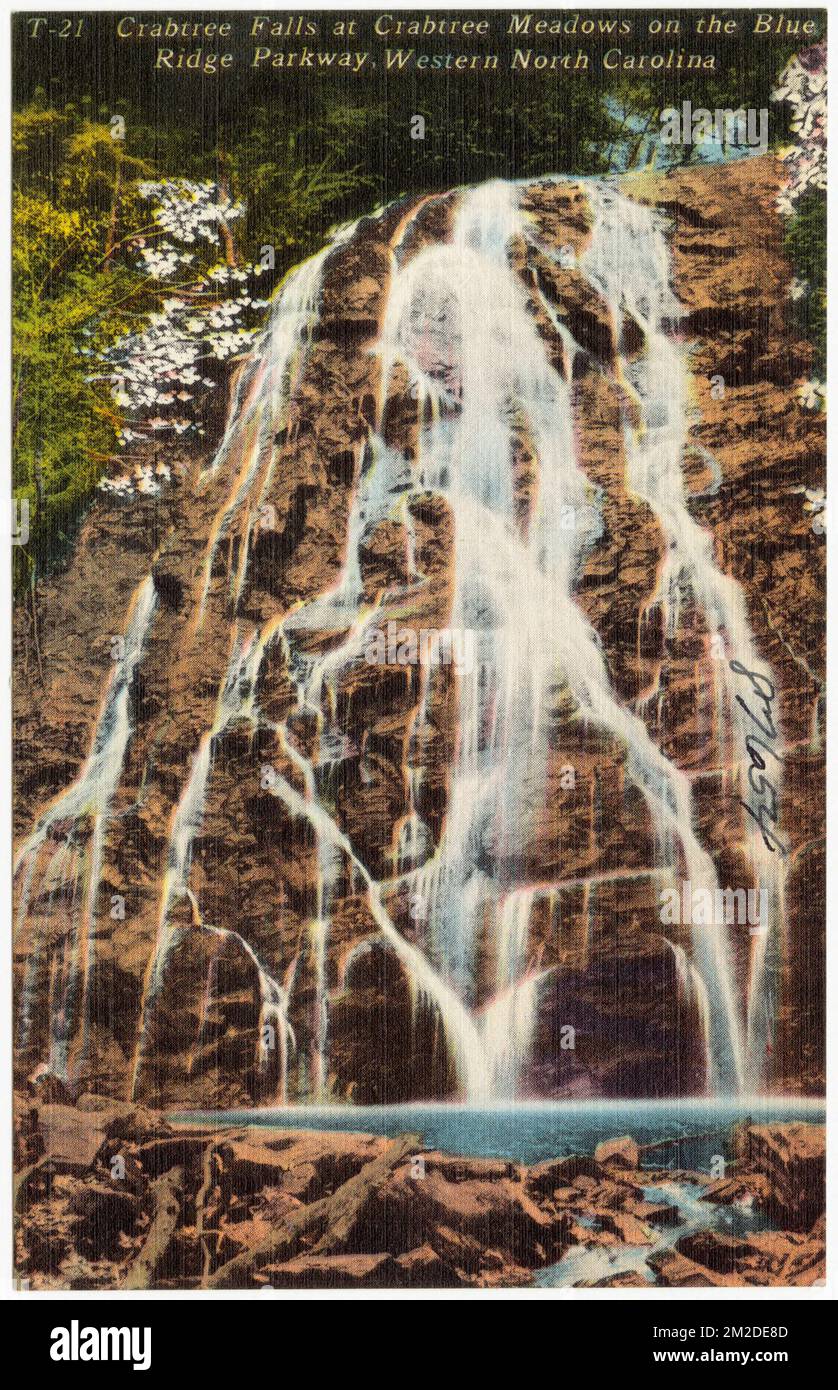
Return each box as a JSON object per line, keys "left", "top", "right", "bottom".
{"left": 594, "top": 1136, "right": 639, "bottom": 1169}
{"left": 700, "top": 1171, "right": 775, "bottom": 1216}
{"left": 527, "top": 1154, "right": 604, "bottom": 1196}
{"left": 12, "top": 157, "right": 824, "bottom": 1109}
{"left": 732, "top": 1123, "right": 825, "bottom": 1231}
{"left": 68, "top": 1183, "right": 141, "bottom": 1257}
{"left": 647, "top": 1247, "right": 727, "bottom": 1287}
{"left": 347, "top": 1152, "right": 568, "bottom": 1269}
{"left": 27, "top": 1069, "right": 73, "bottom": 1105}
{"left": 395, "top": 1242, "right": 464, "bottom": 1287}
{"left": 677, "top": 1229, "right": 766, "bottom": 1275}
{"left": 635, "top": 1200, "right": 681, "bottom": 1228}
{"left": 592, "top": 1269, "right": 650, "bottom": 1287}
{"left": 597, "top": 1209, "right": 654, "bottom": 1245}
{"left": 260, "top": 1252, "right": 403, "bottom": 1289}
{"left": 676, "top": 1225, "right": 826, "bottom": 1287}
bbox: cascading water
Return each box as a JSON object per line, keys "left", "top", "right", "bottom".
{"left": 374, "top": 178, "right": 742, "bottom": 1096}
{"left": 14, "top": 575, "right": 158, "bottom": 1079}
{"left": 18, "top": 175, "right": 786, "bottom": 1106}
{"left": 195, "top": 222, "right": 364, "bottom": 624}
{"left": 130, "top": 218, "right": 373, "bottom": 1098}
{"left": 379, "top": 183, "right": 602, "bottom": 1056}
{"left": 575, "top": 184, "right": 784, "bottom": 1091}
{"left": 663, "top": 938, "right": 712, "bottom": 1089}
{"left": 258, "top": 176, "right": 756, "bottom": 1099}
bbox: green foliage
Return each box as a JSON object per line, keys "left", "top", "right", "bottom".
{"left": 784, "top": 189, "right": 826, "bottom": 374}
{"left": 235, "top": 105, "right": 384, "bottom": 259}
{"left": 11, "top": 20, "right": 826, "bottom": 590}
{"left": 12, "top": 105, "right": 151, "bottom": 588}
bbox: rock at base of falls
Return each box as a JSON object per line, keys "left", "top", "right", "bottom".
{"left": 13, "top": 1096, "right": 825, "bottom": 1291}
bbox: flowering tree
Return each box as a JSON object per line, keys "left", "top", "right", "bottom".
{"left": 92, "top": 180, "right": 270, "bottom": 495}
{"left": 772, "top": 42, "right": 827, "bottom": 215}
{"left": 772, "top": 43, "right": 827, "bottom": 415}
{"left": 12, "top": 95, "right": 380, "bottom": 590}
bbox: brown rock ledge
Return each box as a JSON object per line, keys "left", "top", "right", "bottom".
{"left": 14, "top": 1100, "right": 824, "bottom": 1291}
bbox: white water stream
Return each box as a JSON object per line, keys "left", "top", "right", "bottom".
{"left": 18, "top": 178, "right": 784, "bottom": 1103}
{"left": 15, "top": 576, "right": 157, "bottom": 1078}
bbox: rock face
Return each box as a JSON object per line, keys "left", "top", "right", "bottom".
{"left": 673, "top": 1227, "right": 825, "bottom": 1286}
{"left": 15, "top": 1102, "right": 824, "bottom": 1290}
{"left": 12, "top": 157, "right": 824, "bottom": 1106}
{"left": 731, "top": 1122, "right": 825, "bottom": 1231}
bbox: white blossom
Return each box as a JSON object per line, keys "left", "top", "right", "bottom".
{"left": 773, "top": 44, "right": 827, "bottom": 215}
{"left": 87, "top": 179, "right": 272, "bottom": 461}
{"left": 797, "top": 378, "right": 826, "bottom": 410}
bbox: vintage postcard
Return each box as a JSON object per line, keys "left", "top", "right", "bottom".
{"left": 10, "top": 7, "right": 826, "bottom": 1297}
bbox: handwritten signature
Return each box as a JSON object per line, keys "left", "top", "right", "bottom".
{"left": 729, "top": 659, "right": 787, "bottom": 856}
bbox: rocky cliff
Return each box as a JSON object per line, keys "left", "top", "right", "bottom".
{"left": 13, "top": 156, "right": 825, "bottom": 1107}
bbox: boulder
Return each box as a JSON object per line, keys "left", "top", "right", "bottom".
{"left": 346, "top": 1152, "right": 569, "bottom": 1269}
{"left": 274, "top": 1131, "right": 390, "bottom": 1202}
{"left": 700, "top": 1173, "right": 772, "bottom": 1207}
{"left": 732, "top": 1123, "right": 825, "bottom": 1230}
{"left": 677, "top": 1230, "right": 766, "bottom": 1275}
{"left": 36, "top": 1104, "right": 108, "bottom": 1174}
{"left": 99, "top": 1102, "right": 171, "bottom": 1145}
{"left": 633, "top": 1199, "right": 681, "bottom": 1227}
{"left": 395, "top": 1243, "right": 464, "bottom": 1287}
{"left": 678, "top": 1226, "right": 825, "bottom": 1287}
{"left": 782, "top": 1228, "right": 826, "bottom": 1287}
{"left": 594, "top": 1136, "right": 639, "bottom": 1169}
{"left": 134, "top": 1133, "right": 218, "bottom": 1179}
{"left": 68, "top": 1183, "right": 141, "bottom": 1257}
{"left": 527, "top": 1154, "right": 604, "bottom": 1196}
{"left": 597, "top": 1210, "right": 654, "bottom": 1245}
{"left": 647, "top": 1247, "right": 728, "bottom": 1287}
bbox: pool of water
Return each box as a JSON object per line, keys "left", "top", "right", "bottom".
{"left": 172, "top": 1096, "right": 824, "bottom": 1169}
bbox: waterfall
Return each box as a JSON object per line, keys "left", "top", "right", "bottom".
{"left": 663, "top": 938, "right": 713, "bottom": 1090}
{"left": 18, "top": 175, "right": 785, "bottom": 1105}
{"left": 260, "top": 764, "right": 491, "bottom": 1100}
{"left": 378, "top": 182, "right": 598, "bottom": 1017}
{"left": 138, "top": 177, "right": 771, "bottom": 1100}
{"left": 576, "top": 184, "right": 784, "bottom": 1091}
{"left": 156, "top": 628, "right": 265, "bottom": 929}
{"left": 483, "top": 887, "right": 544, "bottom": 1097}
{"left": 130, "top": 222, "right": 370, "bottom": 1096}
{"left": 168, "top": 919, "right": 296, "bottom": 1105}
{"left": 373, "top": 178, "right": 755, "bottom": 1095}
{"left": 195, "top": 220, "right": 365, "bottom": 624}
{"left": 14, "top": 575, "right": 157, "bottom": 1079}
